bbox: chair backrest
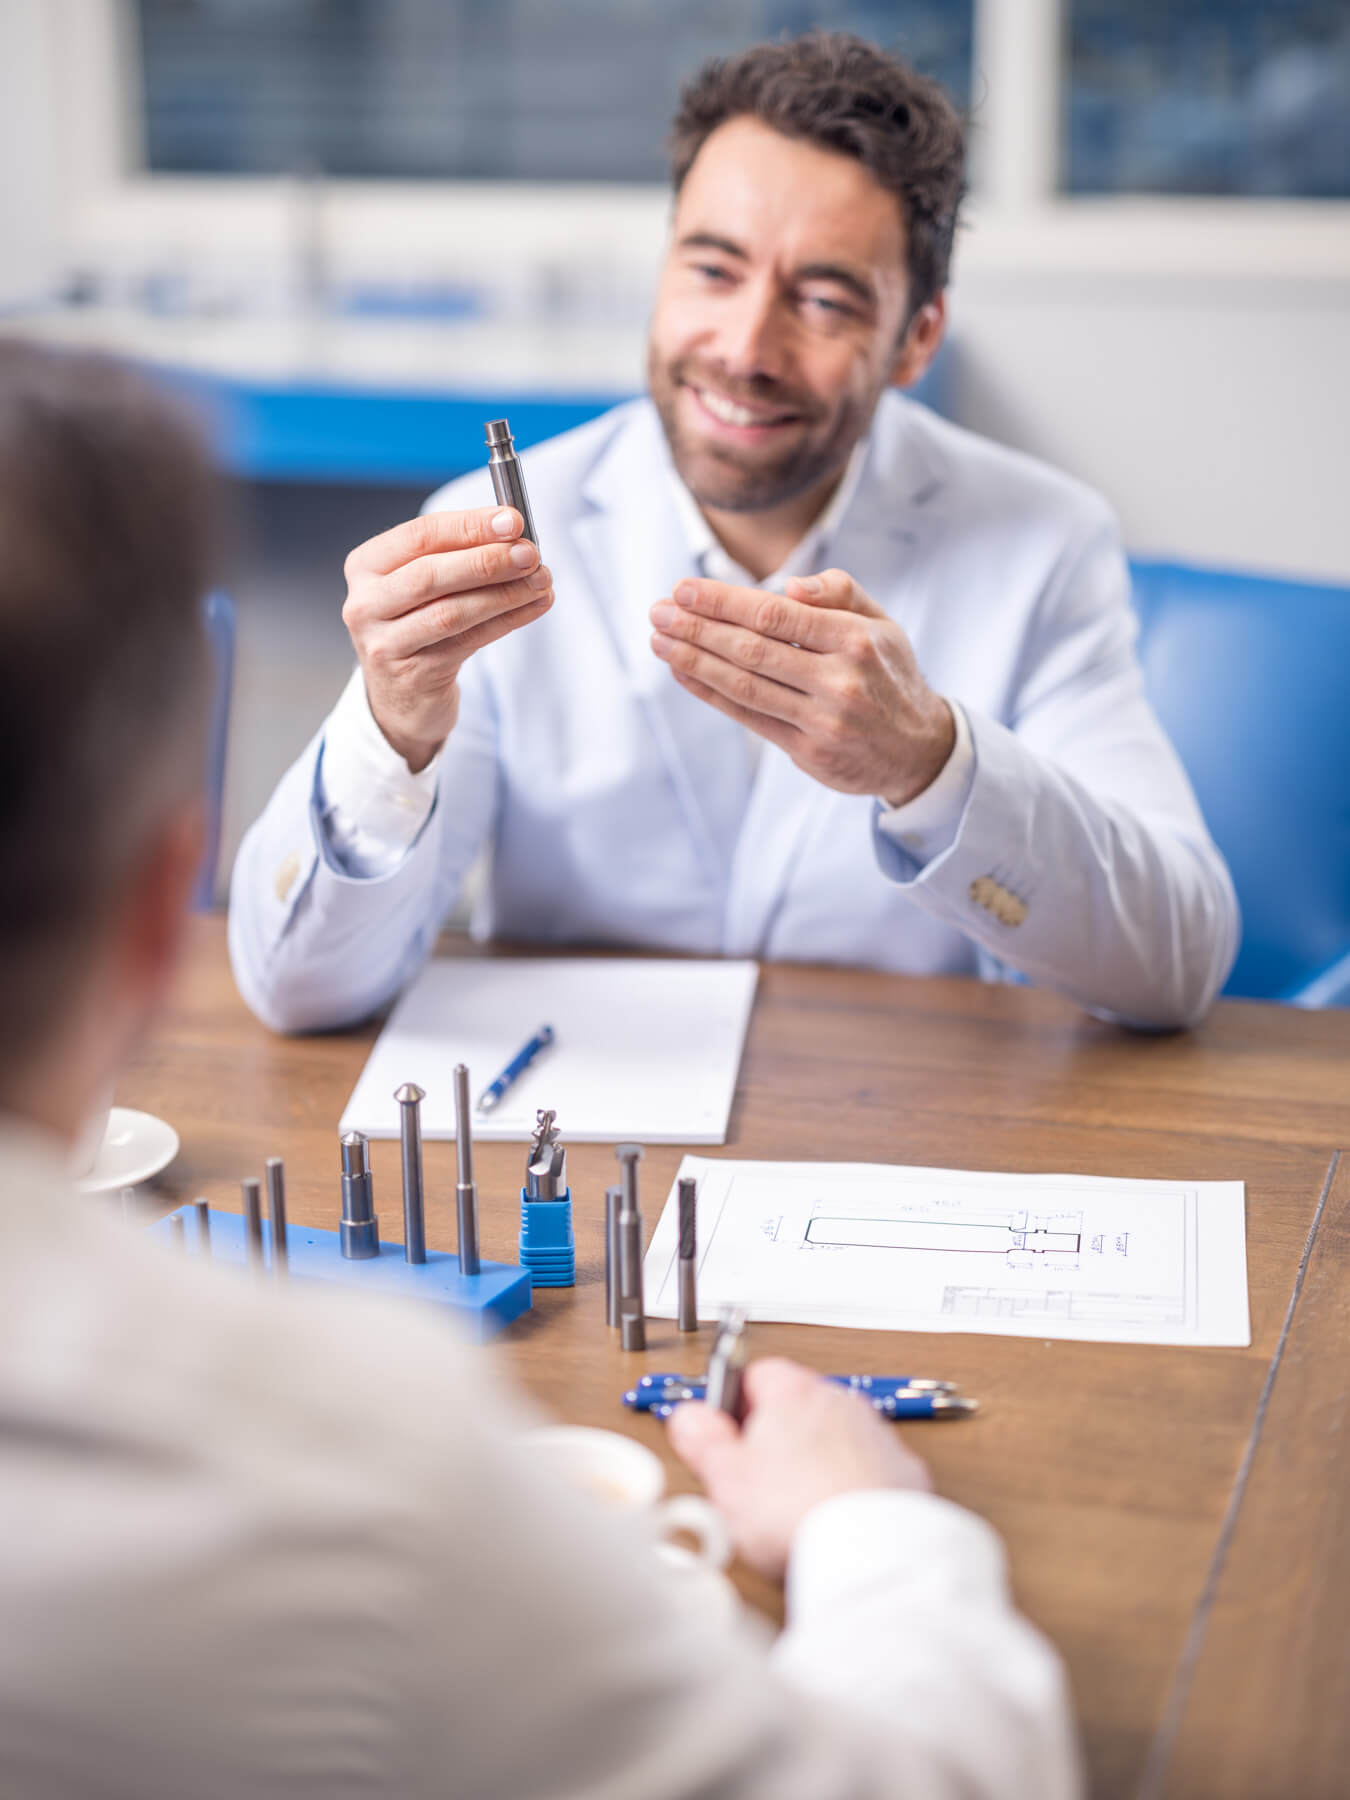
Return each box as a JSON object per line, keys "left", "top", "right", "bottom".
{"left": 193, "top": 590, "right": 235, "bottom": 910}
{"left": 1129, "top": 559, "right": 1350, "bottom": 1002}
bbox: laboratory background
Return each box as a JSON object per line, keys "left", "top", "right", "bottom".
{"left": 3, "top": 0, "right": 1348, "bottom": 902}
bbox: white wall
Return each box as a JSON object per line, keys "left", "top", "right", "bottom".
{"left": 948, "top": 267, "right": 1350, "bottom": 582}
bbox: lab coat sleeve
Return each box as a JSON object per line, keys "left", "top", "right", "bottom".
{"left": 387, "top": 1355, "right": 1081, "bottom": 1800}
{"left": 227, "top": 656, "right": 501, "bottom": 1033}
{"left": 872, "top": 513, "right": 1239, "bottom": 1029}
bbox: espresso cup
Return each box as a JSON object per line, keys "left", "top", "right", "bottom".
{"left": 524, "top": 1424, "right": 731, "bottom": 1572}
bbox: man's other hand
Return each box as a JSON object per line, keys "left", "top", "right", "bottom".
{"left": 667, "top": 1358, "right": 932, "bottom": 1580}
{"left": 650, "top": 569, "right": 955, "bottom": 806}
{"left": 342, "top": 506, "right": 554, "bottom": 772}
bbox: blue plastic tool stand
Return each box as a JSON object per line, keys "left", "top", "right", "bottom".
{"left": 153, "top": 1207, "right": 532, "bottom": 1342}
{"left": 517, "top": 1187, "right": 575, "bottom": 1287}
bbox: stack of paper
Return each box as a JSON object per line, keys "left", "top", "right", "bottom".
{"left": 339, "top": 958, "right": 758, "bottom": 1143}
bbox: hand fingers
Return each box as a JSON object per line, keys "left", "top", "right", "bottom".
{"left": 741, "top": 1357, "right": 825, "bottom": 1411}
{"left": 392, "top": 589, "right": 553, "bottom": 671}
{"left": 378, "top": 538, "right": 543, "bottom": 621}
{"left": 654, "top": 630, "right": 811, "bottom": 730}
{"left": 379, "top": 570, "right": 552, "bottom": 658}
{"left": 650, "top": 602, "right": 819, "bottom": 695}
{"left": 671, "top": 578, "right": 855, "bottom": 653}
{"left": 347, "top": 505, "right": 524, "bottom": 579}
{"left": 669, "top": 670, "right": 801, "bottom": 752}
{"left": 666, "top": 1402, "right": 744, "bottom": 1493}
{"left": 785, "top": 567, "right": 887, "bottom": 620}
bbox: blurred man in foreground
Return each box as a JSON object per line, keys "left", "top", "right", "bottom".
{"left": 0, "top": 339, "right": 1076, "bottom": 1795}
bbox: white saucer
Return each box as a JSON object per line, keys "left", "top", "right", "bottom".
{"left": 77, "top": 1107, "right": 180, "bottom": 1196}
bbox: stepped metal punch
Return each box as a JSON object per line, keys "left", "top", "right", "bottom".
{"left": 705, "top": 1307, "right": 750, "bottom": 1423}
{"left": 485, "top": 418, "right": 539, "bottom": 553}
{"left": 339, "top": 1130, "right": 380, "bottom": 1260}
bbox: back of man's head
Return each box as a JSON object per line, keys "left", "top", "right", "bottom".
{"left": 669, "top": 31, "right": 966, "bottom": 320}
{"left": 0, "top": 341, "right": 215, "bottom": 1092}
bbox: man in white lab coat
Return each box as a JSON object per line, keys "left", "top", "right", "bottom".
{"left": 0, "top": 338, "right": 1078, "bottom": 1794}
{"left": 230, "top": 34, "right": 1237, "bottom": 1033}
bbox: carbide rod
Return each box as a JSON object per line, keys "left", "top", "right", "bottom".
{"left": 605, "top": 1185, "right": 621, "bottom": 1328}
{"left": 265, "top": 1157, "right": 289, "bottom": 1277}
{"left": 194, "top": 1199, "right": 211, "bottom": 1255}
{"left": 615, "top": 1143, "right": 645, "bottom": 1351}
{"left": 395, "top": 1083, "right": 427, "bottom": 1265}
{"left": 454, "top": 1063, "right": 480, "bottom": 1276}
{"left": 241, "top": 1177, "right": 265, "bottom": 1272}
{"left": 677, "top": 1176, "right": 698, "bottom": 1332}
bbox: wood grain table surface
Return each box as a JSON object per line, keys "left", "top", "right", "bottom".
{"left": 119, "top": 916, "right": 1350, "bottom": 1800}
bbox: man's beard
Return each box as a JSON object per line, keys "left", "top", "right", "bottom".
{"left": 648, "top": 349, "right": 866, "bottom": 515}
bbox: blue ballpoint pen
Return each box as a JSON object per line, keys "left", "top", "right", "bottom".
{"left": 476, "top": 1024, "right": 556, "bottom": 1114}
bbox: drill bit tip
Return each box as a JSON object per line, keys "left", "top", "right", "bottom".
{"left": 394, "top": 1082, "right": 426, "bottom": 1105}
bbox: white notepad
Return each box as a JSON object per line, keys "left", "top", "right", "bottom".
{"left": 339, "top": 958, "right": 759, "bottom": 1143}
{"left": 645, "top": 1156, "right": 1250, "bottom": 1347}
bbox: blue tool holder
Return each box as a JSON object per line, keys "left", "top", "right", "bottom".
{"left": 518, "top": 1187, "right": 575, "bottom": 1287}
{"left": 153, "top": 1206, "right": 532, "bottom": 1342}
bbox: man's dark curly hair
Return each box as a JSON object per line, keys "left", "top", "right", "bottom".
{"left": 669, "top": 32, "right": 966, "bottom": 318}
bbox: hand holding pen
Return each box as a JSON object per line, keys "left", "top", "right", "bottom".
{"left": 665, "top": 1357, "right": 933, "bottom": 1581}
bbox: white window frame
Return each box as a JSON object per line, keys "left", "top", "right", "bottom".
{"left": 44, "top": 0, "right": 1350, "bottom": 294}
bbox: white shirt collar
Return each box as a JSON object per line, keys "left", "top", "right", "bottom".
{"left": 668, "top": 436, "right": 871, "bottom": 590}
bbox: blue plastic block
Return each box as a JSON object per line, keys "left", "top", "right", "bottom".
{"left": 153, "top": 1207, "right": 532, "bottom": 1342}
{"left": 518, "top": 1187, "right": 575, "bottom": 1287}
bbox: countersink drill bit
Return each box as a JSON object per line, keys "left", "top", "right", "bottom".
{"left": 241, "top": 1177, "right": 265, "bottom": 1272}
{"left": 395, "top": 1083, "right": 428, "bottom": 1265}
{"left": 615, "top": 1143, "right": 645, "bottom": 1352}
{"left": 453, "top": 1064, "right": 480, "bottom": 1276}
{"left": 339, "top": 1131, "right": 380, "bottom": 1260}
{"left": 605, "top": 1185, "right": 622, "bottom": 1328}
{"left": 265, "top": 1157, "right": 289, "bottom": 1278}
{"left": 677, "top": 1176, "right": 698, "bottom": 1332}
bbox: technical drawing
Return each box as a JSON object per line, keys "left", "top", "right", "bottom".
{"left": 806, "top": 1207, "right": 1084, "bottom": 1267}
{"left": 941, "top": 1285, "right": 1185, "bottom": 1326}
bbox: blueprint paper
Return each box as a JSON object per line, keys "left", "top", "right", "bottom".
{"left": 339, "top": 959, "right": 758, "bottom": 1143}
{"left": 644, "top": 1157, "right": 1250, "bottom": 1346}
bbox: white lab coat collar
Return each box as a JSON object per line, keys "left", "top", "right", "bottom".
{"left": 666, "top": 436, "right": 873, "bottom": 588}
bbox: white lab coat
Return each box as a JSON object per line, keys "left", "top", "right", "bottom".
{"left": 0, "top": 1117, "right": 1079, "bottom": 1798}
{"left": 229, "top": 394, "right": 1237, "bottom": 1033}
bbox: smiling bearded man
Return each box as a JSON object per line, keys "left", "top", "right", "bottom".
{"left": 230, "top": 31, "right": 1236, "bottom": 1037}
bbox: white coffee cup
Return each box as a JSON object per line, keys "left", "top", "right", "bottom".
{"left": 524, "top": 1425, "right": 731, "bottom": 1573}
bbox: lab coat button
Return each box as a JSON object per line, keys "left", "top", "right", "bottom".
{"left": 274, "top": 852, "right": 302, "bottom": 903}
{"left": 969, "top": 875, "right": 1027, "bottom": 927}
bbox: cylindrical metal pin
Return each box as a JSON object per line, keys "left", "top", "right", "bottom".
{"left": 615, "top": 1143, "right": 646, "bottom": 1352}
{"left": 170, "top": 1212, "right": 187, "bottom": 1253}
{"left": 453, "top": 1063, "right": 480, "bottom": 1276}
{"left": 241, "top": 1177, "right": 265, "bottom": 1272}
{"left": 484, "top": 417, "right": 539, "bottom": 553}
{"left": 194, "top": 1199, "right": 211, "bottom": 1255}
{"left": 677, "top": 1175, "right": 698, "bottom": 1332}
{"left": 339, "top": 1130, "right": 380, "bottom": 1260}
{"left": 265, "top": 1157, "right": 289, "bottom": 1278}
{"left": 395, "top": 1082, "right": 427, "bottom": 1264}
{"left": 605, "top": 1185, "right": 621, "bottom": 1328}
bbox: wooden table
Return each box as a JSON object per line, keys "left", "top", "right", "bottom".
{"left": 121, "top": 917, "right": 1350, "bottom": 1800}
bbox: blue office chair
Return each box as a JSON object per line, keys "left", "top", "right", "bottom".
{"left": 1129, "top": 559, "right": 1350, "bottom": 1005}
{"left": 193, "top": 590, "right": 235, "bottom": 910}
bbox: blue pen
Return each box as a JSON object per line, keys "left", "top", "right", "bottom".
{"left": 476, "top": 1024, "right": 556, "bottom": 1114}
{"left": 624, "top": 1373, "right": 974, "bottom": 1418}
{"left": 624, "top": 1383, "right": 977, "bottom": 1421}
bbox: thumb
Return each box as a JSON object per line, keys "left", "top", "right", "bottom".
{"left": 785, "top": 567, "right": 886, "bottom": 619}
{"left": 666, "top": 1399, "right": 741, "bottom": 1484}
